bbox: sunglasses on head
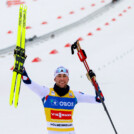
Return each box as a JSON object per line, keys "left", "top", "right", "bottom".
{"left": 56, "top": 67, "right": 68, "bottom": 74}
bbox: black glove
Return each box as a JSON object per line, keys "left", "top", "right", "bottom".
{"left": 86, "top": 70, "right": 96, "bottom": 82}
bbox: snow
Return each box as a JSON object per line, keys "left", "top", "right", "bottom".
{"left": 0, "top": 0, "right": 134, "bottom": 134}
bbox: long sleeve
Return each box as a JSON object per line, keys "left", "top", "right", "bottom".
{"left": 22, "top": 68, "right": 50, "bottom": 99}
{"left": 24, "top": 80, "right": 50, "bottom": 99}
{"left": 73, "top": 91, "right": 97, "bottom": 103}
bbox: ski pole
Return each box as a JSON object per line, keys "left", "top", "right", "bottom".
{"left": 71, "top": 40, "right": 118, "bottom": 134}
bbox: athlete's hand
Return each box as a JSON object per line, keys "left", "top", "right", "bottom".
{"left": 21, "top": 67, "right": 31, "bottom": 84}
{"left": 86, "top": 70, "right": 96, "bottom": 82}
{"left": 95, "top": 87, "right": 105, "bottom": 103}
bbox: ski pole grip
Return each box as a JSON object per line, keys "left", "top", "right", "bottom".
{"left": 77, "top": 49, "right": 87, "bottom": 62}
{"left": 71, "top": 41, "right": 78, "bottom": 54}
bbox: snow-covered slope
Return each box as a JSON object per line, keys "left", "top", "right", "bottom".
{"left": 0, "top": 0, "right": 111, "bottom": 49}
{"left": 0, "top": 0, "right": 134, "bottom": 134}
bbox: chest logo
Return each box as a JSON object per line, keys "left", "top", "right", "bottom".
{"left": 50, "top": 99, "right": 74, "bottom": 107}
{"left": 51, "top": 110, "right": 72, "bottom": 120}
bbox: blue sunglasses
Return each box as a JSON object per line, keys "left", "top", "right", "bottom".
{"left": 56, "top": 67, "right": 68, "bottom": 74}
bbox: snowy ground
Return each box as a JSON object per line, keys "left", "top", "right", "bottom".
{"left": 1, "top": 0, "right": 134, "bottom": 134}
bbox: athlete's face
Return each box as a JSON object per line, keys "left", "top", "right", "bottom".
{"left": 54, "top": 74, "right": 69, "bottom": 88}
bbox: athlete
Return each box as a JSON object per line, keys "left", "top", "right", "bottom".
{"left": 22, "top": 66, "right": 104, "bottom": 134}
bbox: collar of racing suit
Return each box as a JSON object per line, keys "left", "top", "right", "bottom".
{"left": 53, "top": 84, "right": 70, "bottom": 96}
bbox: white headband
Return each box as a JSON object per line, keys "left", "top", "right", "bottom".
{"left": 54, "top": 66, "right": 69, "bottom": 78}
